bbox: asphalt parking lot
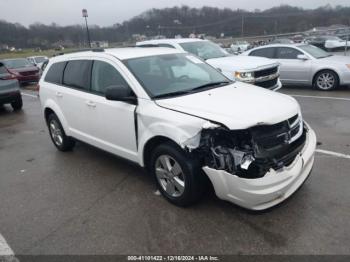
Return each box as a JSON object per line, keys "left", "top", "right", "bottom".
{"left": 0, "top": 85, "right": 350, "bottom": 256}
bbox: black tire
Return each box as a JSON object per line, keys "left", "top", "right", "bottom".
{"left": 47, "top": 113, "right": 75, "bottom": 152}
{"left": 11, "top": 95, "right": 23, "bottom": 111}
{"left": 313, "top": 70, "right": 339, "bottom": 91}
{"left": 150, "top": 141, "right": 205, "bottom": 207}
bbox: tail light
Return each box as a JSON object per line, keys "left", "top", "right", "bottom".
{"left": 0, "top": 74, "right": 17, "bottom": 80}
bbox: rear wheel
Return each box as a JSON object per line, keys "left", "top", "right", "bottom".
{"left": 11, "top": 96, "right": 23, "bottom": 111}
{"left": 314, "top": 70, "right": 339, "bottom": 91}
{"left": 47, "top": 113, "right": 75, "bottom": 151}
{"left": 150, "top": 142, "right": 205, "bottom": 207}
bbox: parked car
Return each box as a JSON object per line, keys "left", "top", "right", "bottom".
{"left": 324, "top": 37, "right": 350, "bottom": 51}
{"left": 0, "top": 58, "right": 40, "bottom": 85}
{"left": 137, "top": 38, "right": 282, "bottom": 91}
{"left": 304, "top": 35, "right": 344, "bottom": 51}
{"left": 27, "top": 56, "right": 49, "bottom": 69}
{"left": 270, "top": 38, "right": 295, "bottom": 44}
{"left": 0, "top": 62, "right": 23, "bottom": 111}
{"left": 243, "top": 44, "right": 350, "bottom": 90}
{"left": 230, "top": 41, "right": 250, "bottom": 53}
{"left": 290, "top": 35, "right": 305, "bottom": 43}
{"left": 39, "top": 48, "right": 316, "bottom": 210}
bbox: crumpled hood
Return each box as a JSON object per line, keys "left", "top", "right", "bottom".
{"left": 156, "top": 82, "right": 300, "bottom": 130}
{"left": 206, "top": 55, "right": 279, "bottom": 72}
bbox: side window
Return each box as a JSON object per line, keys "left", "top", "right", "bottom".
{"left": 250, "top": 48, "right": 275, "bottom": 58}
{"left": 158, "top": 44, "right": 175, "bottom": 49}
{"left": 44, "top": 62, "right": 66, "bottom": 84}
{"left": 63, "top": 60, "right": 92, "bottom": 90}
{"left": 276, "top": 47, "right": 302, "bottom": 59}
{"left": 91, "top": 61, "right": 130, "bottom": 95}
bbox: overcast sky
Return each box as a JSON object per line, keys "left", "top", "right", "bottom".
{"left": 1, "top": 0, "right": 349, "bottom": 27}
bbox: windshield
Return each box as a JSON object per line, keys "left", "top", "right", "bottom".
{"left": 34, "top": 57, "right": 47, "bottom": 63}
{"left": 125, "top": 53, "right": 230, "bottom": 99}
{"left": 179, "top": 41, "right": 228, "bottom": 60}
{"left": 299, "top": 45, "right": 332, "bottom": 59}
{"left": 3, "top": 59, "right": 32, "bottom": 69}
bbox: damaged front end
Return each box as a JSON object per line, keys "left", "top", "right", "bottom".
{"left": 189, "top": 114, "right": 307, "bottom": 179}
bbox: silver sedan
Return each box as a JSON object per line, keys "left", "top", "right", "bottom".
{"left": 242, "top": 44, "right": 350, "bottom": 91}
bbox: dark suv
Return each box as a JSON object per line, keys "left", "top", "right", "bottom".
{"left": 0, "top": 62, "right": 23, "bottom": 111}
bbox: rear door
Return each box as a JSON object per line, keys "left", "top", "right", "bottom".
{"left": 59, "top": 59, "right": 93, "bottom": 140}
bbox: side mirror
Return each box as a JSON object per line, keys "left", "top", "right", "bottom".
{"left": 105, "top": 85, "right": 137, "bottom": 104}
{"left": 297, "top": 54, "right": 309, "bottom": 60}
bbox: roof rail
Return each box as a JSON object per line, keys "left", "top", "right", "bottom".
{"left": 137, "top": 44, "right": 160, "bottom": 48}
{"left": 53, "top": 48, "right": 105, "bottom": 57}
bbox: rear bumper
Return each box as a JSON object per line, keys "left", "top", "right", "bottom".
{"left": 17, "top": 75, "right": 40, "bottom": 83}
{"left": 203, "top": 124, "right": 317, "bottom": 211}
{"left": 0, "top": 90, "right": 21, "bottom": 105}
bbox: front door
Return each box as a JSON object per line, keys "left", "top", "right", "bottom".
{"left": 275, "top": 47, "right": 311, "bottom": 84}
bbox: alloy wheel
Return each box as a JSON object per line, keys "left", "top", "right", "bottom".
{"left": 155, "top": 155, "right": 185, "bottom": 197}
{"left": 316, "top": 72, "right": 335, "bottom": 90}
{"left": 49, "top": 119, "right": 63, "bottom": 146}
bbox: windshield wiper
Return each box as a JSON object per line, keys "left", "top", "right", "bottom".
{"left": 318, "top": 54, "right": 333, "bottom": 59}
{"left": 153, "top": 81, "right": 231, "bottom": 99}
{"left": 189, "top": 81, "right": 231, "bottom": 92}
{"left": 153, "top": 90, "right": 191, "bottom": 99}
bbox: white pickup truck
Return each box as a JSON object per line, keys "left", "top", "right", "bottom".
{"left": 137, "top": 38, "right": 282, "bottom": 91}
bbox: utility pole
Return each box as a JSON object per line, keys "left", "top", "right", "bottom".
{"left": 82, "top": 9, "right": 91, "bottom": 48}
{"left": 241, "top": 14, "right": 244, "bottom": 37}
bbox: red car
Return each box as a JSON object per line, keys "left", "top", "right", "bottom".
{"left": 0, "top": 58, "right": 40, "bottom": 85}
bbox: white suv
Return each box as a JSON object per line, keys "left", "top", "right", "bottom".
{"left": 39, "top": 47, "right": 316, "bottom": 210}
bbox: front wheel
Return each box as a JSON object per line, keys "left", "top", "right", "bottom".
{"left": 150, "top": 142, "right": 205, "bottom": 207}
{"left": 314, "top": 70, "right": 339, "bottom": 91}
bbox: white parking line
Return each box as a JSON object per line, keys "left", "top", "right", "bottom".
{"left": 21, "top": 92, "right": 38, "bottom": 98}
{"left": 290, "top": 94, "right": 350, "bottom": 102}
{"left": 316, "top": 149, "right": 350, "bottom": 159}
{"left": 0, "top": 234, "right": 14, "bottom": 256}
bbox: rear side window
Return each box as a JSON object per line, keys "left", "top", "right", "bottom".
{"left": 44, "top": 62, "right": 66, "bottom": 84}
{"left": 63, "top": 60, "right": 92, "bottom": 90}
{"left": 250, "top": 48, "right": 275, "bottom": 58}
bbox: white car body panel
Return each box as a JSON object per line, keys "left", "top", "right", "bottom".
{"left": 156, "top": 82, "right": 298, "bottom": 130}
{"left": 325, "top": 39, "right": 350, "bottom": 50}
{"left": 40, "top": 47, "right": 316, "bottom": 210}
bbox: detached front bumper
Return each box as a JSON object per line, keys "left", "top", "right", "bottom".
{"left": 203, "top": 125, "right": 317, "bottom": 211}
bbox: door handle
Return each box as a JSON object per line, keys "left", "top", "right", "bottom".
{"left": 55, "top": 92, "right": 63, "bottom": 98}
{"left": 85, "top": 101, "right": 96, "bottom": 108}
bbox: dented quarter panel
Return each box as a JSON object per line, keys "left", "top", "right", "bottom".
{"left": 136, "top": 99, "right": 208, "bottom": 166}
